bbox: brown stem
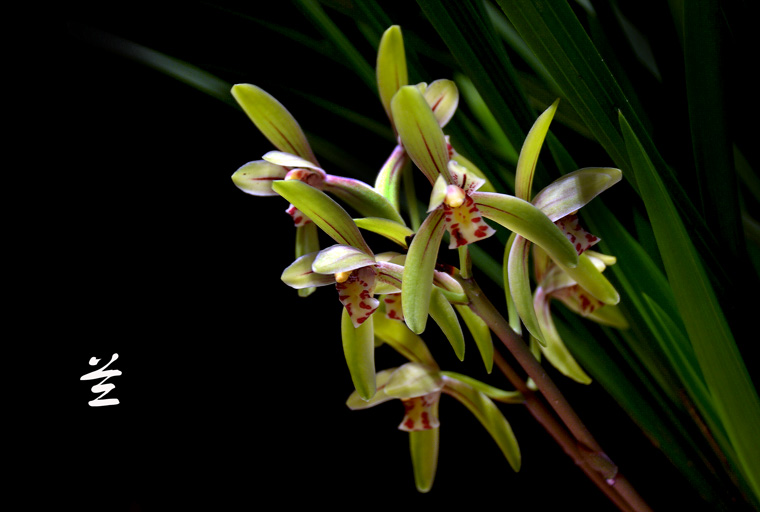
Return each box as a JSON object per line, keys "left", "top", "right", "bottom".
{"left": 458, "top": 275, "right": 652, "bottom": 512}
{"left": 493, "top": 351, "right": 636, "bottom": 512}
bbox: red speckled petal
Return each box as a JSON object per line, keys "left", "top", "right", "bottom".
{"left": 285, "top": 204, "right": 312, "bottom": 227}
{"left": 336, "top": 266, "right": 380, "bottom": 328}
{"left": 382, "top": 293, "right": 404, "bottom": 322}
{"left": 442, "top": 195, "right": 496, "bottom": 248}
{"left": 398, "top": 392, "right": 441, "bottom": 432}
{"left": 554, "top": 214, "right": 599, "bottom": 255}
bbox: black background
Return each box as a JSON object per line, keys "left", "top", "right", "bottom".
{"left": 53, "top": 2, "right": 715, "bottom": 510}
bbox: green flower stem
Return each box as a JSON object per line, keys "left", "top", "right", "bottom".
{"left": 492, "top": 351, "right": 637, "bottom": 512}
{"left": 457, "top": 275, "right": 652, "bottom": 512}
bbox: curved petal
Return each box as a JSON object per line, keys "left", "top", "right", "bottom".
{"left": 475, "top": 192, "right": 578, "bottom": 268}
{"left": 391, "top": 85, "right": 451, "bottom": 185}
{"left": 376, "top": 25, "right": 408, "bottom": 125}
{"left": 532, "top": 167, "right": 622, "bottom": 221}
{"left": 281, "top": 252, "right": 337, "bottom": 289}
{"left": 273, "top": 180, "right": 373, "bottom": 256}
{"left": 402, "top": 209, "right": 447, "bottom": 334}
{"left": 336, "top": 266, "right": 380, "bottom": 328}
{"left": 428, "top": 286, "right": 466, "bottom": 361}
{"left": 312, "top": 244, "right": 376, "bottom": 274}
{"left": 231, "top": 160, "right": 288, "bottom": 196}
{"left": 515, "top": 98, "right": 559, "bottom": 202}
{"left": 324, "top": 175, "right": 405, "bottom": 225}
{"left": 410, "top": 428, "right": 439, "bottom": 493}
{"left": 342, "top": 309, "right": 376, "bottom": 400}
{"left": 534, "top": 287, "right": 592, "bottom": 384}
{"left": 440, "top": 371, "right": 522, "bottom": 403}
{"left": 423, "top": 79, "right": 459, "bottom": 128}
{"left": 353, "top": 217, "right": 413, "bottom": 249}
{"left": 455, "top": 304, "right": 494, "bottom": 374}
{"left": 373, "top": 314, "right": 439, "bottom": 369}
{"left": 374, "top": 144, "right": 409, "bottom": 210}
{"left": 555, "top": 252, "right": 620, "bottom": 306}
{"left": 346, "top": 368, "right": 396, "bottom": 410}
{"left": 262, "top": 150, "right": 323, "bottom": 172}
{"left": 385, "top": 362, "right": 444, "bottom": 399}
{"left": 231, "top": 84, "right": 317, "bottom": 163}
{"left": 508, "top": 235, "right": 546, "bottom": 345}
{"left": 296, "top": 222, "right": 320, "bottom": 297}
{"left": 375, "top": 261, "right": 404, "bottom": 293}
{"left": 443, "top": 376, "right": 521, "bottom": 472}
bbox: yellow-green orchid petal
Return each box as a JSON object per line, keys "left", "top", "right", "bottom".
{"left": 429, "top": 286, "right": 466, "bottom": 361}
{"left": 440, "top": 371, "right": 523, "bottom": 403}
{"left": 534, "top": 287, "right": 593, "bottom": 384}
{"left": 231, "top": 160, "right": 287, "bottom": 196}
{"left": 373, "top": 314, "right": 439, "bottom": 369}
{"left": 423, "top": 79, "right": 459, "bottom": 128}
{"left": 296, "top": 222, "right": 320, "bottom": 297}
{"left": 324, "top": 175, "right": 406, "bottom": 225}
{"left": 376, "top": 25, "right": 408, "bottom": 126}
{"left": 515, "top": 98, "right": 559, "bottom": 202}
{"left": 391, "top": 85, "right": 451, "bottom": 185}
{"left": 402, "top": 209, "right": 447, "bottom": 334}
{"left": 281, "top": 252, "right": 339, "bottom": 290}
{"left": 474, "top": 192, "right": 579, "bottom": 268}
{"left": 428, "top": 174, "right": 449, "bottom": 212}
{"left": 532, "top": 167, "right": 622, "bottom": 222}
{"left": 312, "top": 244, "right": 376, "bottom": 275}
{"left": 442, "top": 375, "right": 521, "bottom": 472}
{"left": 374, "top": 144, "right": 409, "bottom": 210}
{"left": 384, "top": 362, "right": 444, "bottom": 399}
{"left": 342, "top": 308, "right": 376, "bottom": 400}
{"left": 231, "top": 84, "right": 317, "bottom": 164}
{"left": 273, "top": 180, "right": 373, "bottom": 256}
{"left": 262, "top": 150, "right": 323, "bottom": 172}
{"left": 455, "top": 304, "right": 494, "bottom": 374}
{"left": 508, "top": 235, "right": 546, "bottom": 345}
{"left": 555, "top": 252, "right": 620, "bottom": 306}
{"left": 353, "top": 217, "right": 413, "bottom": 249}
{"left": 410, "top": 428, "right": 439, "bottom": 493}
{"left": 346, "top": 368, "right": 396, "bottom": 410}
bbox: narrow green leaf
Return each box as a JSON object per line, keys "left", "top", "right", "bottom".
{"left": 620, "top": 112, "right": 760, "bottom": 498}
{"left": 443, "top": 376, "right": 521, "bottom": 472}
{"left": 231, "top": 84, "right": 317, "bottom": 163}
{"left": 341, "top": 309, "right": 377, "bottom": 401}
{"left": 402, "top": 209, "right": 446, "bottom": 334}
{"left": 272, "top": 180, "right": 372, "bottom": 256}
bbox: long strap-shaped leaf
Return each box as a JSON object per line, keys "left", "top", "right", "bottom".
{"left": 494, "top": 0, "right": 719, "bottom": 270}
{"left": 620, "top": 112, "right": 760, "bottom": 501}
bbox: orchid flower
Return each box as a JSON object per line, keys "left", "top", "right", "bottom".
{"left": 504, "top": 99, "right": 626, "bottom": 382}
{"left": 391, "top": 85, "right": 581, "bottom": 335}
{"left": 373, "top": 26, "right": 494, "bottom": 213}
{"left": 230, "top": 84, "right": 404, "bottom": 295}
{"left": 347, "top": 315, "right": 522, "bottom": 493}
